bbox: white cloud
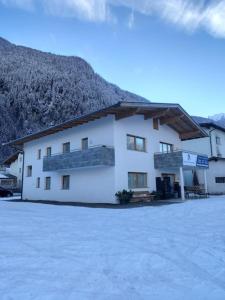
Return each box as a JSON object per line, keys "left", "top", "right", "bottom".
{"left": 127, "top": 9, "right": 134, "bottom": 29}
{"left": 0, "top": 0, "right": 34, "bottom": 10}
{"left": 1, "top": 0, "right": 225, "bottom": 38}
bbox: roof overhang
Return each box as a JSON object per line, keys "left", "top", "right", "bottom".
{"left": 3, "top": 101, "right": 208, "bottom": 147}
{"left": 3, "top": 151, "right": 22, "bottom": 165}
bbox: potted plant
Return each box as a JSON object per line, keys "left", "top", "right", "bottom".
{"left": 115, "top": 189, "right": 133, "bottom": 204}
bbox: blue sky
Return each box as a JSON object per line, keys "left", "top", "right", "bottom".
{"left": 0, "top": 0, "right": 225, "bottom": 117}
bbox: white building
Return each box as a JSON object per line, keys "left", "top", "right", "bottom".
{"left": 6, "top": 102, "right": 208, "bottom": 203}
{"left": 183, "top": 116, "right": 225, "bottom": 194}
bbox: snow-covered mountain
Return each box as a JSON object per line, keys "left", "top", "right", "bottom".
{"left": 0, "top": 37, "right": 148, "bottom": 161}
{"left": 209, "top": 113, "right": 225, "bottom": 122}
{"left": 209, "top": 113, "right": 225, "bottom": 127}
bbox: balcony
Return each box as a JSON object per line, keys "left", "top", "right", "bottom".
{"left": 154, "top": 150, "right": 208, "bottom": 170}
{"left": 43, "top": 145, "right": 115, "bottom": 172}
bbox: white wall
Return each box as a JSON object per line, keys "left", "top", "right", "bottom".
{"left": 6, "top": 153, "right": 23, "bottom": 188}
{"left": 204, "top": 160, "right": 225, "bottom": 194}
{"left": 23, "top": 116, "right": 116, "bottom": 203}
{"left": 23, "top": 114, "right": 184, "bottom": 203}
{"left": 114, "top": 115, "right": 182, "bottom": 193}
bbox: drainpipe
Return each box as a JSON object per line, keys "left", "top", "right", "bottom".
{"left": 209, "top": 128, "right": 216, "bottom": 157}
{"left": 20, "top": 150, "right": 25, "bottom": 201}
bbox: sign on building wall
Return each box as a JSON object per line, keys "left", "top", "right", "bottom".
{"left": 196, "top": 155, "right": 209, "bottom": 168}
{"left": 182, "top": 152, "right": 197, "bottom": 167}
{"left": 182, "top": 152, "right": 209, "bottom": 168}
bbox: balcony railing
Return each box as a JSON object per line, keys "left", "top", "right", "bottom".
{"left": 154, "top": 149, "right": 208, "bottom": 169}
{"left": 43, "top": 145, "right": 115, "bottom": 172}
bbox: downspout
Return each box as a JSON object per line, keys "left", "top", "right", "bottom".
{"left": 20, "top": 149, "right": 25, "bottom": 200}
{"left": 209, "top": 128, "right": 216, "bottom": 157}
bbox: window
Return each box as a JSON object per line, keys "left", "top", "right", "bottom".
{"left": 45, "top": 177, "right": 51, "bottom": 190}
{"left": 127, "top": 135, "right": 146, "bottom": 152}
{"left": 19, "top": 168, "right": 21, "bottom": 174}
{"left": 46, "top": 147, "right": 52, "bottom": 157}
{"left": 62, "top": 175, "right": 70, "bottom": 190}
{"left": 153, "top": 118, "right": 159, "bottom": 130}
{"left": 128, "top": 172, "right": 147, "bottom": 189}
{"left": 36, "top": 177, "right": 40, "bottom": 188}
{"left": 160, "top": 142, "right": 173, "bottom": 153}
{"left": 37, "top": 149, "right": 41, "bottom": 160}
{"left": 63, "top": 142, "right": 70, "bottom": 153}
{"left": 216, "top": 136, "right": 221, "bottom": 145}
{"left": 215, "top": 177, "right": 225, "bottom": 183}
{"left": 82, "top": 138, "right": 88, "bottom": 150}
{"left": 27, "top": 165, "right": 32, "bottom": 177}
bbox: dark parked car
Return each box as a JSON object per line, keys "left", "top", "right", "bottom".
{"left": 0, "top": 187, "right": 13, "bottom": 197}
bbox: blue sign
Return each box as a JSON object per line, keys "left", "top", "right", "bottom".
{"left": 196, "top": 155, "right": 209, "bottom": 168}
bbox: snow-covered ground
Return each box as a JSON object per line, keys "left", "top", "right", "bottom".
{"left": 1, "top": 197, "right": 225, "bottom": 300}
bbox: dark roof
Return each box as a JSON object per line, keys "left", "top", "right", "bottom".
{"left": 3, "top": 101, "right": 207, "bottom": 147}
{"left": 3, "top": 151, "right": 22, "bottom": 165}
{"left": 0, "top": 173, "right": 17, "bottom": 179}
{"left": 193, "top": 116, "right": 225, "bottom": 132}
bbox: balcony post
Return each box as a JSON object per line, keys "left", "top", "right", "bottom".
{"left": 179, "top": 167, "right": 185, "bottom": 201}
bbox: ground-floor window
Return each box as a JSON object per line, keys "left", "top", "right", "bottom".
{"left": 36, "top": 177, "right": 40, "bottom": 188}
{"left": 62, "top": 175, "right": 70, "bottom": 190}
{"left": 128, "top": 172, "right": 147, "bottom": 189}
{"left": 215, "top": 177, "right": 225, "bottom": 183}
{"left": 45, "top": 177, "right": 51, "bottom": 190}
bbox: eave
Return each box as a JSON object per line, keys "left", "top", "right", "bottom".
{"left": 3, "top": 101, "right": 207, "bottom": 147}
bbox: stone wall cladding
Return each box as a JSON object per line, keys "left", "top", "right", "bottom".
{"left": 43, "top": 146, "right": 115, "bottom": 172}
{"left": 154, "top": 151, "right": 183, "bottom": 169}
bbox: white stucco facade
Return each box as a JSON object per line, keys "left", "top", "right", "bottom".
{"left": 182, "top": 126, "right": 225, "bottom": 194}
{"left": 6, "top": 153, "right": 23, "bottom": 188}
{"left": 22, "top": 114, "right": 184, "bottom": 203}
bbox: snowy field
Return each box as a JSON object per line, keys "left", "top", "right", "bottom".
{"left": 1, "top": 197, "right": 225, "bottom": 300}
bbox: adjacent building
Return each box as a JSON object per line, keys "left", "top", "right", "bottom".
{"left": 183, "top": 116, "right": 225, "bottom": 194}
{"left": 2, "top": 151, "right": 23, "bottom": 191}
{"left": 6, "top": 102, "right": 208, "bottom": 203}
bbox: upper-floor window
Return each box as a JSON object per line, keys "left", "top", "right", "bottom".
{"left": 127, "top": 135, "right": 146, "bottom": 152}
{"left": 45, "top": 177, "right": 51, "bottom": 190}
{"left": 160, "top": 142, "right": 173, "bottom": 153}
{"left": 153, "top": 118, "right": 159, "bottom": 130}
{"left": 46, "top": 147, "right": 52, "bottom": 157}
{"left": 82, "top": 138, "right": 88, "bottom": 150}
{"left": 63, "top": 142, "right": 70, "bottom": 154}
{"left": 37, "top": 149, "right": 41, "bottom": 160}
{"left": 216, "top": 136, "right": 221, "bottom": 145}
{"left": 27, "top": 165, "right": 32, "bottom": 177}
{"left": 36, "top": 177, "right": 40, "bottom": 188}
{"left": 62, "top": 175, "right": 70, "bottom": 190}
{"left": 128, "top": 172, "right": 147, "bottom": 189}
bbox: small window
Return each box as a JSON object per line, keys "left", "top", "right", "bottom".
{"left": 216, "top": 136, "right": 221, "bottom": 145}
{"left": 36, "top": 177, "right": 40, "bottom": 188}
{"left": 153, "top": 118, "right": 159, "bottom": 130}
{"left": 160, "top": 142, "right": 173, "bottom": 153}
{"left": 63, "top": 142, "right": 70, "bottom": 153}
{"left": 19, "top": 168, "right": 21, "bottom": 174}
{"left": 27, "top": 165, "right": 32, "bottom": 177}
{"left": 37, "top": 149, "right": 41, "bottom": 160}
{"left": 127, "top": 135, "right": 146, "bottom": 152}
{"left": 62, "top": 175, "right": 70, "bottom": 190}
{"left": 82, "top": 138, "right": 88, "bottom": 150}
{"left": 45, "top": 177, "right": 51, "bottom": 190}
{"left": 215, "top": 177, "right": 225, "bottom": 183}
{"left": 128, "top": 172, "right": 147, "bottom": 189}
{"left": 46, "top": 147, "right": 52, "bottom": 157}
